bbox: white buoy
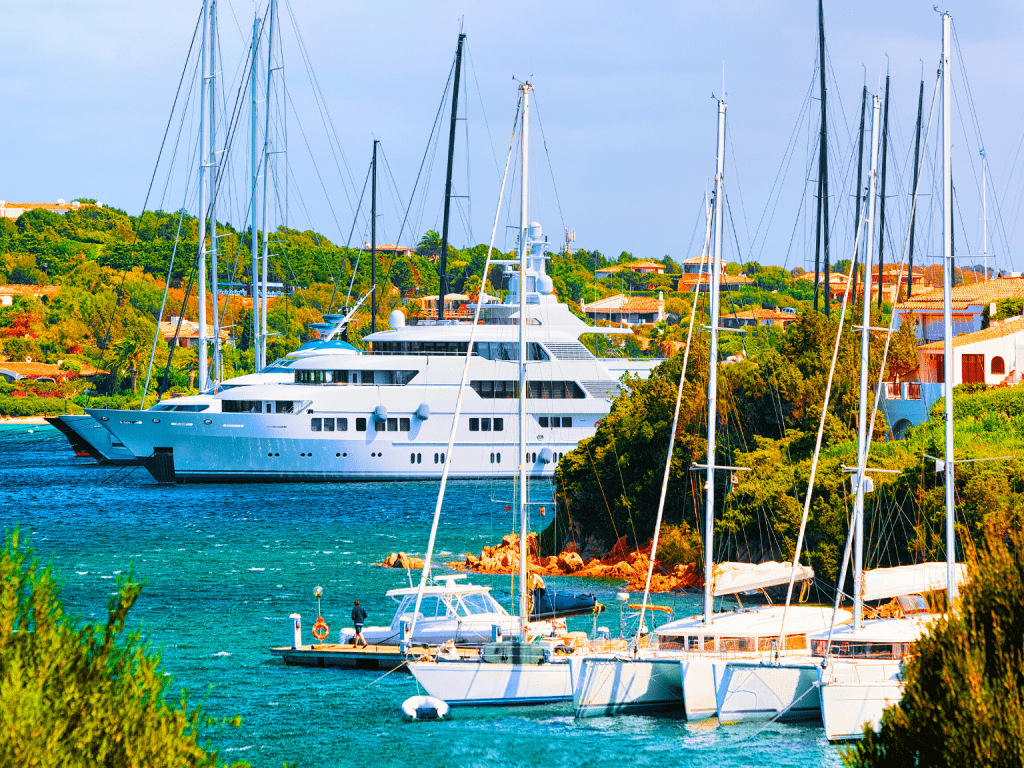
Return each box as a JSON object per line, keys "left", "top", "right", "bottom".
{"left": 401, "top": 695, "right": 450, "bottom": 721}
{"left": 289, "top": 613, "right": 302, "bottom": 648}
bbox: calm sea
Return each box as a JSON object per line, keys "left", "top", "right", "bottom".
{"left": 0, "top": 424, "right": 845, "bottom": 768}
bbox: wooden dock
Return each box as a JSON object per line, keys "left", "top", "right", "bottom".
{"left": 270, "top": 643, "right": 480, "bottom": 671}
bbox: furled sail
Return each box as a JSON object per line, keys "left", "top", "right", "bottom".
{"left": 861, "top": 562, "right": 967, "bottom": 602}
{"left": 711, "top": 561, "right": 814, "bottom": 597}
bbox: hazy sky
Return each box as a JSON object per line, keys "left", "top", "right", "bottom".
{"left": 3, "top": 1, "right": 1023, "bottom": 274}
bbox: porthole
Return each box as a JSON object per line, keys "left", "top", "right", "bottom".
{"left": 497, "top": 452, "right": 501, "bottom": 463}
{"left": 490, "top": 452, "right": 495, "bottom": 464}
{"left": 204, "top": 419, "right": 212, "bottom": 425}
{"left": 336, "top": 453, "right": 341, "bottom": 457}
{"left": 268, "top": 452, "right": 272, "bottom": 457}
{"left": 410, "top": 453, "right": 416, "bottom": 464}
{"left": 342, "top": 452, "right": 348, "bottom": 457}
{"left": 434, "top": 453, "right": 439, "bottom": 464}
{"left": 441, "top": 453, "right": 445, "bottom": 464}
{"left": 152, "top": 418, "right": 160, "bottom": 424}
{"left": 275, "top": 452, "right": 280, "bottom": 457}
{"left": 417, "top": 453, "right": 422, "bottom": 464}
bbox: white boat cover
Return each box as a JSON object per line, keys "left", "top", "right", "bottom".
{"left": 711, "top": 561, "right": 813, "bottom": 597}
{"left": 861, "top": 562, "right": 967, "bottom": 602}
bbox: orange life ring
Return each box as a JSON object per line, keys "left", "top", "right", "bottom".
{"left": 312, "top": 615, "right": 329, "bottom": 642}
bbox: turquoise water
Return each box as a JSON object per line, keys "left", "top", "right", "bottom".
{"left": 0, "top": 424, "right": 845, "bottom": 768}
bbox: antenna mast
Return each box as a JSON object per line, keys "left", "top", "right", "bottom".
{"left": 438, "top": 33, "right": 466, "bottom": 321}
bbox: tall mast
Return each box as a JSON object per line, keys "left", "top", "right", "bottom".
{"left": 703, "top": 97, "right": 726, "bottom": 627}
{"left": 851, "top": 86, "right": 867, "bottom": 302}
{"left": 853, "top": 94, "right": 881, "bottom": 631}
{"left": 909, "top": 78, "right": 924, "bottom": 297}
{"left": 942, "top": 12, "right": 957, "bottom": 605}
{"left": 260, "top": 0, "right": 276, "bottom": 368}
{"left": 371, "top": 139, "right": 378, "bottom": 334}
{"left": 877, "top": 74, "right": 891, "bottom": 308}
{"left": 250, "top": 15, "right": 261, "bottom": 370}
{"left": 196, "top": 0, "right": 210, "bottom": 390}
{"left": 437, "top": 33, "right": 466, "bottom": 321}
{"left": 518, "top": 82, "right": 532, "bottom": 640}
{"left": 813, "top": 0, "right": 829, "bottom": 315}
{"left": 209, "top": 0, "right": 221, "bottom": 384}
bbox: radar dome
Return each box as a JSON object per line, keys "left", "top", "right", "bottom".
{"left": 537, "top": 275, "right": 554, "bottom": 294}
{"left": 389, "top": 309, "right": 406, "bottom": 329}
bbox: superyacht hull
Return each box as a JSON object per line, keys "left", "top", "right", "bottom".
{"left": 47, "top": 414, "right": 136, "bottom": 464}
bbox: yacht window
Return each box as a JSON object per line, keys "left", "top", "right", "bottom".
{"left": 276, "top": 401, "right": 295, "bottom": 414}
{"left": 415, "top": 596, "right": 442, "bottom": 618}
{"left": 539, "top": 416, "right": 549, "bottom": 428}
{"left": 458, "top": 594, "right": 494, "bottom": 615}
{"left": 481, "top": 418, "right": 491, "bottom": 432}
{"left": 338, "top": 418, "right": 349, "bottom": 431}
{"left": 223, "top": 400, "right": 262, "bottom": 413}
{"left": 562, "top": 416, "right": 572, "bottom": 427}
{"left": 471, "top": 380, "right": 584, "bottom": 399}
{"left": 494, "top": 418, "right": 503, "bottom": 431}
{"left": 469, "top": 418, "right": 479, "bottom": 432}
{"left": 472, "top": 342, "right": 549, "bottom": 361}
{"left": 362, "top": 371, "right": 375, "bottom": 385}
{"left": 323, "top": 418, "right": 335, "bottom": 432}
{"left": 496, "top": 452, "right": 501, "bottom": 463}
{"left": 311, "top": 418, "right": 322, "bottom": 432}
{"left": 150, "top": 404, "right": 174, "bottom": 411}
{"left": 434, "top": 453, "right": 439, "bottom": 464}
{"left": 334, "top": 370, "right": 349, "bottom": 383}
{"left": 719, "top": 637, "right": 756, "bottom": 652}
{"left": 400, "top": 418, "right": 411, "bottom": 431}
{"left": 166, "top": 404, "right": 210, "bottom": 412}
{"left": 417, "top": 453, "right": 422, "bottom": 463}
{"left": 356, "top": 418, "right": 367, "bottom": 432}
{"left": 387, "top": 418, "right": 398, "bottom": 432}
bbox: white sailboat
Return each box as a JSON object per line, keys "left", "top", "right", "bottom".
{"left": 716, "top": 17, "right": 967, "bottom": 734}
{"left": 407, "top": 82, "right": 584, "bottom": 707}
{"left": 573, "top": 96, "right": 846, "bottom": 721}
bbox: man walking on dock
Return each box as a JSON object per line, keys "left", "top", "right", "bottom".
{"left": 352, "top": 600, "right": 368, "bottom": 648}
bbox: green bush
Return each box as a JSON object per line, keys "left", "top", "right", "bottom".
{"left": 846, "top": 530, "right": 1024, "bottom": 766}
{"left": 0, "top": 529, "right": 249, "bottom": 767}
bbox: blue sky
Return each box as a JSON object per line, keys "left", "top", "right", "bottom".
{"left": 2, "top": 1, "right": 1022, "bottom": 274}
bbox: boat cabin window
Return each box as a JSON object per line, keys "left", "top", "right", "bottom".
{"left": 897, "top": 594, "right": 929, "bottom": 615}
{"left": 150, "top": 403, "right": 210, "bottom": 412}
{"left": 811, "top": 640, "right": 913, "bottom": 660}
{"left": 372, "top": 341, "right": 469, "bottom": 355}
{"left": 472, "top": 342, "right": 549, "bottom": 361}
{"left": 469, "top": 418, "right": 504, "bottom": 432}
{"left": 471, "top": 380, "right": 586, "bottom": 399}
{"left": 459, "top": 592, "right": 503, "bottom": 616}
{"left": 295, "top": 369, "right": 418, "bottom": 386}
{"left": 356, "top": 418, "right": 367, "bottom": 432}
{"left": 757, "top": 635, "right": 807, "bottom": 652}
{"left": 538, "top": 416, "right": 572, "bottom": 428}
{"left": 222, "top": 400, "right": 262, "bottom": 413}
{"left": 312, "top": 417, "right": 348, "bottom": 432}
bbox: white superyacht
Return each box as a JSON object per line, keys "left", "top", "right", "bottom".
{"left": 89, "top": 223, "right": 660, "bottom": 482}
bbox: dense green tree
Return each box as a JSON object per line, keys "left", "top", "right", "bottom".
{"left": 0, "top": 529, "right": 248, "bottom": 767}
{"left": 846, "top": 530, "right": 1024, "bottom": 767}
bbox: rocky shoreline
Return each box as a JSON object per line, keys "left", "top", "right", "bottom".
{"left": 382, "top": 533, "right": 699, "bottom": 593}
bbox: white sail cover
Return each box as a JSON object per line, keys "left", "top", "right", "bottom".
{"left": 711, "top": 561, "right": 814, "bottom": 597}
{"left": 861, "top": 562, "right": 967, "bottom": 602}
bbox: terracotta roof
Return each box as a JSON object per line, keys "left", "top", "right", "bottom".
{"left": 896, "top": 277, "right": 1024, "bottom": 312}
{"left": 918, "top": 315, "right": 1024, "bottom": 351}
{"left": 728, "top": 308, "right": 797, "bottom": 321}
{"left": 0, "top": 284, "right": 59, "bottom": 296}
{"left": 681, "top": 255, "right": 722, "bottom": 264}
{"left": 0, "top": 361, "right": 106, "bottom": 378}
{"left": 677, "top": 273, "right": 754, "bottom": 286}
{"left": 159, "top": 319, "right": 229, "bottom": 340}
{"left": 584, "top": 293, "right": 663, "bottom": 312}
{"left": 1, "top": 202, "right": 95, "bottom": 211}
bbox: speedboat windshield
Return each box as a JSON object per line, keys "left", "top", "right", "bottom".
{"left": 458, "top": 591, "right": 507, "bottom": 616}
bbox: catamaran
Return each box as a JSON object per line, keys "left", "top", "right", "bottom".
{"left": 573, "top": 95, "right": 848, "bottom": 721}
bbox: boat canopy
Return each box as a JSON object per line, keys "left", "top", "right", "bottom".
{"left": 711, "top": 561, "right": 814, "bottom": 597}
{"left": 861, "top": 562, "right": 967, "bottom": 602}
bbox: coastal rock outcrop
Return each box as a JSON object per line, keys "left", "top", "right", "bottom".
{"left": 379, "top": 551, "right": 425, "bottom": 570}
{"left": 447, "top": 534, "right": 701, "bottom": 593}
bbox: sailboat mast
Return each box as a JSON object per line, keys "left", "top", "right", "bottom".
{"left": 260, "top": 0, "right": 276, "bottom": 369}
{"left": 908, "top": 78, "right": 924, "bottom": 297}
{"left": 437, "top": 33, "right": 465, "bottom": 321}
{"left": 196, "top": 0, "right": 210, "bottom": 390}
{"left": 813, "top": 0, "right": 828, "bottom": 315}
{"left": 518, "top": 82, "right": 532, "bottom": 639}
{"left": 877, "top": 74, "right": 890, "bottom": 308}
{"left": 371, "top": 139, "right": 378, "bottom": 334}
{"left": 209, "top": 0, "right": 221, "bottom": 384}
{"left": 851, "top": 86, "right": 867, "bottom": 302}
{"left": 703, "top": 97, "right": 726, "bottom": 627}
{"left": 942, "top": 11, "right": 957, "bottom": 604}
{"left": 250, "top": 16, "right": 261, "bottom": 371}
{"left": 853, "top": 95, "right": 881, "bottom": 631}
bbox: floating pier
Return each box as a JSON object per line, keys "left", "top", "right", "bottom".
{"left": 270, "top": 643, "right": 479, "bottom": 671}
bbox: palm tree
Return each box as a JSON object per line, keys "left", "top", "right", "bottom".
{"left": 417, "top": 230, "right": 443, "bottom": 261}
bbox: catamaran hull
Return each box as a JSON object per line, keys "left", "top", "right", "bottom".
{"left": 818, "top": 661, "right": 905, "bottom": 741}
{"left": 716, "top": 661, "right": 822, "bottom": 723}
{"left": 408, "top": 659, "right": 578, "bottom": 706}
{"left": 573, "top": 656, "right": 725, "bottom": 719}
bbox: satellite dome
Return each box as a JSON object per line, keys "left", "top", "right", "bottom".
{"left": 537, "top": 275, "right": 554, "bottom": 294}
{"left": 388, "top": 309, "right": 406, "bottom": 329}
